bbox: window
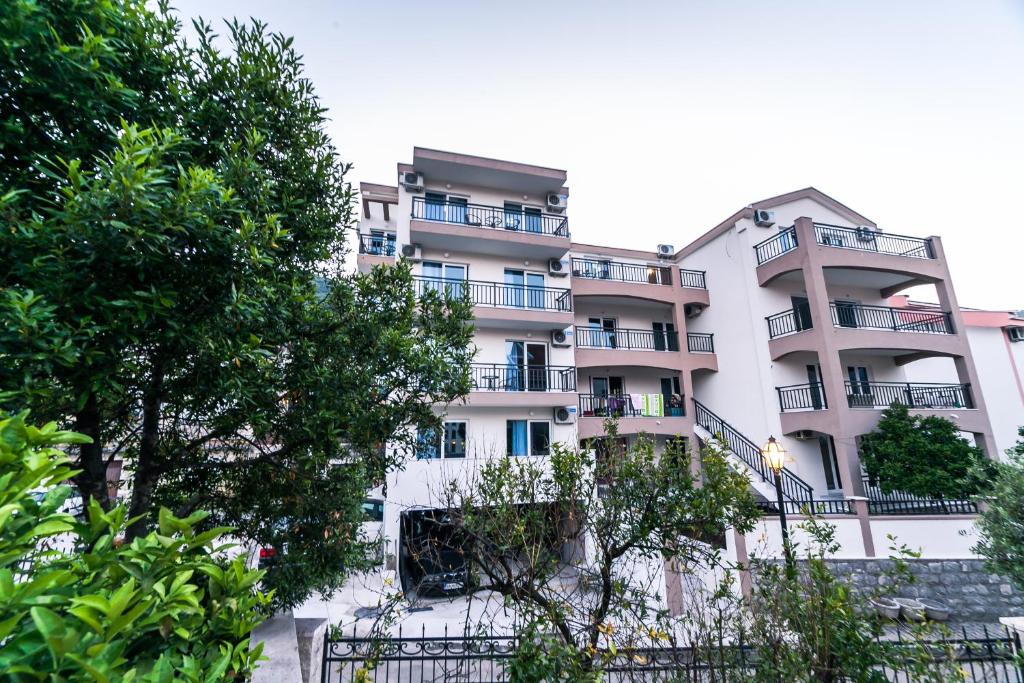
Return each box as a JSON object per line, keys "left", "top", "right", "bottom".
{"left": 506, "top": 420, "right": 551, "bottom": 457}
{"left": 524, "top": 207, "right": 542, "bottom": 233}
{"left": 422, "top": 261, "right": 467, "bottom": 297}
{"left": 587, "top": 317, "right": 616, "bottom": 348}
{"left": 652, "top": 322, "right": 678, "bottom": 351}
{"left": 818, "top": 436, "right": 843, "bottom": 492}
{"left": 369, "top": 231, "right": 396, "bottom": 256}
{"left": 417, "top": 421, "right": 466, "bottom": 459}
{"left": 834, "top": 300, "right": 859, "bottom": 328}
{"left": 361, "top": 499, "right": 384, "bottom": 522}
{"left": 444, "top": 421, "right": 467, "bottom": 459}
{"left": 415, "top": 427, "right": 441, "bottom": 460}
{"left": 503, "top": 269, "right": 545, "bottom": 309}
{"left": 847, "top": 366, "right": 870, "bottom": 394}
{"left": 423, "top": 192, "right": 467, "bottom": 223}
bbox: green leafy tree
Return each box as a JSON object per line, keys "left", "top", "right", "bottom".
{"left": 424, "top": 424, "right": 759, "bottom": 678}
{"left": 0, "top": 0, "right": 475, "bottom": 608}
{"left": 974, "top": 427, "right": 1024, "bottom": 590}
{"left": 858, "top": 404, "right": 995, "bottom": 499}
{"left": 0, "top": 411, "right": 269, "bottom": 681}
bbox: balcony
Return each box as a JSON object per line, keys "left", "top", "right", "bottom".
{"left": 357, "top": 234, "right": 396, "bottom": 257}
{"left": 410, "top": 196, "right": 569, "bottom": 259}
{"left": 830, "top": 303, "right": 953, "bottom": 334}
{"left": 814, "top": 224, "right": 934, "bottom": 259}
{"left": 678, "top": 269, "right": 707, "bottom": 289}
{"left": 466, "top": 363, "right": 576, "bottom": 407}
{"left": 577, "top": 393, "right": 689, "bottom": 439}
{"left": 777, "top": 382, "right": 828, "bottom": 412}
{"left": 845, "top": 382, "right": 973, "bottom": 410}
{"left": 576, "top": 326, "right": 679, "bottom": 351}
{"left": 413, "top": 276, "right": 572, "bottom": 330}
{"left": 687, "top": 332, "right": 715, "bottom": 353}
{"left": 754, "top": 227, "right": 798, "bottom": 265}
{"left": 766, "top": 308, "right": 812, "bottom": 339}
{"left": 571, "top": 258, "right": 672, "bottom": 285}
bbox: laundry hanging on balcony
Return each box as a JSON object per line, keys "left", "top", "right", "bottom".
{"left": 641, "top": 394, "right": 664, "bottom": 417}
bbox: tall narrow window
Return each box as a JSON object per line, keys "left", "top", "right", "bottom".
{"left": 503, "top": 202, "right": 522, "bottom": 231}
{"left": 415, "top": 427, "right": 441, "bottom": 460}
{"left": 524, "top": 207, "right": 542, "bottom": 233}
{"left": 526, "top": 272, "right": 545, "bottom": 309}
{"left": 424, "top": 192, "right": 446, "bottom": 221}
{"left": 448, "top": 196, "right": 467, "bottom": 224}
{"left": 504, "top": 269, "right": 525, "bottom": 308}
{"left": 444, "top": 421, "right": 467, "bottom": 459}
{"left": 507, "top": 420, "right": 528, "bottom": 456}
{"left": 530, "top": 422, "right": 551, "bottom": 456}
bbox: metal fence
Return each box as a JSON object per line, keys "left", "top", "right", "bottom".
{"left": 322, "top": 626, "right": 1024, "bottom": 682}
{"left": 358, "top": 234, "right": 397, "bottom": 257}
{"left": 678, "top": 269, "right": 707, "bottom": 289}
{"left": 766, "top": 307, "right": 812, "bottom": 338}
{"left": 413, "top": 277, "right": 572, "bottom": 312}
{"left": 412, "top": 197, "right": 569, "bottom": 237}
{"left": 776, "top": 382, "right": 828, "bottom": 412}
{"left": 468, "top": 363, "right": 576, "bottom": 392}
{"left": 845, "top": 382, "right": 973, "bottom": 410}
{"left": 830, "top": 302, "right": 954, "bottom": 334}
{"left": 862, "top": 475, "right": 979, "bottom": 515}
{"left": 754, "top": 227, "right": 798, "bottom": 264}
{"left": 686, "top": 332, "right": 715, "bottom": 353}
{"left": 575, "top": 326, "right": 680, "bottom": 351}
{"left": 814, "top": 223, "right": 934, "bottom": 259}
{"left": 571, "top": 258, "right": 673, "bottom": 285}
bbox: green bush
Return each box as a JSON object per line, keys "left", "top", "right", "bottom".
{"left": 0, "top": 410, "right": 270, "bottom": 681}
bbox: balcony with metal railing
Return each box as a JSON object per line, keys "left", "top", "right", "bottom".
{"left": 571, "top": 258, "right": 672, "bottom": 285}
{"left": 410, "top": 196, "right": 570, "bottom": 259}
{"left": 754, "top": 228, "right": 799, "bottom": 265}
{"left": 357, "top": 233, "right": 397, "bottom": 258}
{"left": 777, "top": 382, "right": 829, "bottom": 412}
{"left": 577, "top": 392, "right": 689, "bottom": 439}
{"left": 766, "top": 308, "right": 813, "bottom": 339}
{"left": 814, "top": 224, "right": 934, "bottom": 259}
{"left": 413, "top": 275, "right": 572, "bottom": 329}
{"left": 678, "top": 269, "right": 707, "bottom": 289}
{"left": 465, "top": 363, "right": 577, "bottom": 408}
{"left": 830, "top": 302, "right": 954, "bottom": 334}
{"left": 575, "top": 326, "right": 679, "bottom": 351}
{"left": 845, "top": 382, "right": 973, "bottom": 410}
{"left": 687, "top": 332, "right": 715, "bottom": 353}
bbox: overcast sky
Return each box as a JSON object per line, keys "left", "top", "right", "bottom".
{"left": 167, "top": 0, "right": 1024, "bottom": 310}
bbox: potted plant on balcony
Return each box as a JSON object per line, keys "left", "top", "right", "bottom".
{"left": 667, "top": 393, "right": 684, "bottom": 417}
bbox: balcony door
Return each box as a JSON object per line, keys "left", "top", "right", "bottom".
{"left": 506, "top": 341, "right": 548, "bottom": 392}
{"left": 504, "top": 269, "right": 545, "bottom": 309}
{"left": 652, "top": 322, "right": 678, "bottom": 351}
{"left": 806, "top": 364, "right": 825, "bottom": 409}
{"left": 818, "top": 436, "right": 843, "bottom": 494}
{"left": 423, "top": 262, "right": 466, "bottom": 297}
{"left": 835, "top": 299, "right": 859, "bottom": 328}
{"left": 792, "top": 296, "right": 812, "bottom": 331}
{"left": 369, "top": 231, "right": 396, "bottom": 256}
{"left": 587, "top": 317, "right": 616, "bottom": 348}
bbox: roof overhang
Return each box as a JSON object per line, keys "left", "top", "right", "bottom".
{"left": 412, "top": 147, "right": 568, "bottom": 194}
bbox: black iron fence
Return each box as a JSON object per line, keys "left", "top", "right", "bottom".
{"left": 412, "top": 197, "right": 569, "bottom": 237}
{"left": 766, "top": 307, "right": 812, "bottom": 338}
{"left": 754, "top": 227, "right": 798, "bottom": 265}
{"left": 579, "top": 393, "right": 641, "bottom": 418}
{"left": 574, "top": 327, "right": 679, "bottom": 351}
{"left": 323, "top": 626, "right": 1022, "bottom": 682}
{"left": 686, "top": 332, "right": 715, "bottom": 353}
{"left": 845, "top": 382, "right": 973, "bottom": 410}
{"left": 814, "top": 223, "right": 934, "bottom": 259}
{"left": 830, "top": 302, "right": 954, "bottom": 334}
{"left": 863, "top": 475, "right": 979, "bottom": 515}
{"left": 678, "top": 268, "right": 707, "bottom": 289}
{"left": 693, "top": 399, "right": 814, "bottom": 504}
{"left": 358, "top": 234, "right": 396, "bottom": 257}
{"left": 776, "top": 382, "right": 828, "bottom": 412}
{"left": 756, "top": 498, "right": 855, "bottom": 516}
{"left": 571, "top": 258, "right": 673, "bottom": 285}
{"left": 413, "top": 276, "right": 572, "bottom": 312}
{"left": 468, "top": 363, "right": 575, "bottom": 392}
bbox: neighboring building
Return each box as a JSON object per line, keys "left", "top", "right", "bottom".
{"left": 355, "top": 148, "right": 1011, "bottom": 598}
{"left": 893, "top": 297, "right": 1024, "bottom": 457}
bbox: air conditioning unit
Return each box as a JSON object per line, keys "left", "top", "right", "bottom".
{"left": 546, "top": 193, "right": 568, "bottom": 212}
{"left": 548, "top": 258, "right": 570, "bottom": 277}
{"left": 399, "top": 172, "right": 423, "bottom": 192}
{"left": 684, "top": 303, "right": 705, "bottom": 318}
{"left": 1008, "top": 327, "right": 1024, "bottom": 343}
{"left": 753, "top": 209, "right": 776, "bottom": 227}
{"left": 656, "top": 244, "right": 675, "bottom": 258}
{"left": 551, "top": 327, "right": 573, "bottom": 347}
{"left": 554, "top": 406, "right": 577, "bottom": 424}
{"left": 400, "top": 243, "right": 422, "bottom": 262}
{"left": 793, "top": 430, "right": 815, "bottom": 440}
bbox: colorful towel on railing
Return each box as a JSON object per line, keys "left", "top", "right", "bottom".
{"left": 628, "top": 393, "right": 644, "bottom": 416}
{"left": 641, "top": 393, "right": 664, "bottom": 417}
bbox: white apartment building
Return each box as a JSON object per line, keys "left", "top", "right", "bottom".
{"left": 356, "top": 148, "right": 1015, "bottom": 598}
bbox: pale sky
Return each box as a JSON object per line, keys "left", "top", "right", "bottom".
{"left": 168, "top": 0, "right": 1024, "bottom": 310}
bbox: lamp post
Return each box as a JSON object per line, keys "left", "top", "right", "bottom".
{"left": 762, "top": 435, "right": 795, "bottom": 573}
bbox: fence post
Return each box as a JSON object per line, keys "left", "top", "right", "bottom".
{"left": 850, "top": 496, "right": 875, "bottom": 558}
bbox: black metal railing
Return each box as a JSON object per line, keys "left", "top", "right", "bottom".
{"left": 571, "top": 258, "right": 672, "bottom": 285}
{"left": 756, "top": 499, "right": 855, "bottom": 516}
{"left": 754, "top": 227, "right": 798, "bottom": 265}
{"left": 574, "top": 326, "right": 679, "bottom": 351}
{"left": 357, "top": 234, "right": 396, "bottom": 257}
{"left": 412, "top": 197, "right": 569, "bottom": 237}
{"left": 863, "top": 475, "right": 979, "bottom": 515}
{"left": 830, "top": 302, "right": 954, "bottom": 334}
{"left": 687, "top": 332, "right": 715, "bottom": 353}
{"left": 324, "top": 626, "right": 1024, "bottom": 683}
{"left": 578, "top": 393, "right": 685, "bottom": 418}
{"left": 766, "top": 308, "right": 813, "bottom": 338}
{"left": 693, "top": 400, "right": 813, "bottom": 504}
{"left": 469, "top": 363, "right": 575, "bottom": 392}
{"left": 777, "top": 383, "right": 829, "bottom": 412}
{"left": 413, "top": 276, "right": 572, "bottom": 312}
{"left": 678, "top": 268, "right": 707, "bottom": 289}
{"left": 814, "top": 223, "right": 934, "bottom": 259}
{"left": 845, "top": 382, "right": 973, "bottom": 410}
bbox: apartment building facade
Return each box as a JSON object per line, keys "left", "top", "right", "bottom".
{"left": 356, "top": 148, "right": 1008, "bottom": 592}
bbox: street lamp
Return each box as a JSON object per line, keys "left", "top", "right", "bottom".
{"left": 762, "top": 436, "right": 795, "bottom": 572}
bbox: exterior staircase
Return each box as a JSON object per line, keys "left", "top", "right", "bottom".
{"left": 692, "top": 399, "right": 813, "bottom": 505}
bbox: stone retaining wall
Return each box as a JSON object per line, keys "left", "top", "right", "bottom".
{"left": 825, "top": 558, "right": 1024, "bottom": 624}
